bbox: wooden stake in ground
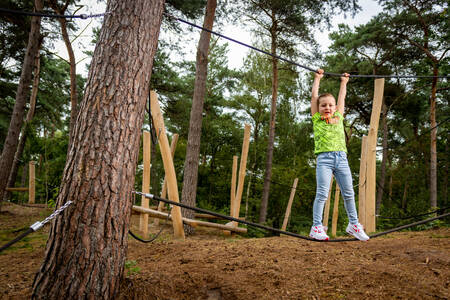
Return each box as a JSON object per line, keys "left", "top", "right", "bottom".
{"left": 28, "top": 161, "right": 35, "bottom": 204}
{"left": 331, "top": 182, "right": 341, "bottom": 237}
{"left": 154, "top": 134, "right": 178, "bottom": 226}
{"left": 232, "top": 124, "right": 251, "bottom": 227}
{"left": 139, "top": 131, "right": 151, "bottom": 237}
{"left": 358, "top": 136, "right": 368, "bottom": 228}
{"left": 150, "top": 91, "right": 185, "bottom": 239}
{"left": 365, "top": 79, "right": 384, "bottom": 233}
{"left": 230, "top": 155, "right": 238, "bottom": 218}
{"left": 281, "top": 178, "right": 298, "bottom": 231}
{"left": 323, "top": 175, "right": 334, "bottom": 229}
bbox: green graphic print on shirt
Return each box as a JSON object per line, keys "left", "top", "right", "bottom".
{"left": 312, "top": 111, "right": 347, "bottom": 155}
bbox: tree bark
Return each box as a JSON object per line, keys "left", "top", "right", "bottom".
{"left": 181, "top": 0, "right": 217, "bottom": 235}
{"left": 4, "top": 45, "right": 41, "bottom": 202}
{"left": 0, "top": 0, "right": 43, "bottom": 208}
{"left": 31, "top": 1, "right": 165, "bottom": 298}
{"left": 429, "top": 66, "right": 438, "bottom": 208}
{"left": 259, "top": 14, "right": 278, "bottom": 224}
{"left": 376, "top": 102, "right": 388, "bottom": 214}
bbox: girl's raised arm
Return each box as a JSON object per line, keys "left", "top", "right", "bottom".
{"left": 311, "top": 69, "right": 324, "bottom": 116}
{"left": 336, "top": 73, "right": 349, "bottom": 116}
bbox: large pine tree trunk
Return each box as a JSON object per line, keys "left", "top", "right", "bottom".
{"left": 181, "top": 0, "right": 217, "bottom": 235}
{"left": 0, "top": 0, "right": 43, "bottom": 207}
{"left": 31, "top": 1, "right": 165, "bottom": 298}
{"left": 259, "top": 14, "right": 278, "bottom": 223}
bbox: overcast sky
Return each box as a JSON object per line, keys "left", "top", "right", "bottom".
{"left": 53, "top": 0, "right": 383, "bottom": 76}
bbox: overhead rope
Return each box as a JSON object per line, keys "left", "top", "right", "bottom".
{"left": 133, "top": 191, "right": 450, "bottom": 242}
{"left": 0, "top": 7, "right": 109, "bottom": 19}
{"left": 0, "top": 201, "right": 72, "bottom": 253}
{"left": 163, "top": 13, "right": 449, "bottom": 79}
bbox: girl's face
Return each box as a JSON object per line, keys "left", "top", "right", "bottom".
{"left": 318, "top": 96, "right": 336, "bottom": 115}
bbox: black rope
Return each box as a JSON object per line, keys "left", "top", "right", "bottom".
{"left": 163, "top": 13, "right": 449, "bottom": 79}
{"left": 0, "top": 228, "right": 34, "bottom": 253}
{"left": 133, "top": 191, "right": 450, "bottom": 242}
{"left": 377, "top": 206, "right": 450, "bottom": 220}
{"left": 0, "top": 7, "right": 108, "bottom": 19}
{"left": 129, "top": 206, "right": 171, "bottom": 243}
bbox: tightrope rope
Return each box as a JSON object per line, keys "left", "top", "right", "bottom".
{"left": 133, "top": 191, "right": 450, "bottom": 242}
{"left": 163, "top": 13, "right": 449, "bottom": 79}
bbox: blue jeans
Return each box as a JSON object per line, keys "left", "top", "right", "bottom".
{"left": 313, "top": 151, "right": 359, "bottom": 226}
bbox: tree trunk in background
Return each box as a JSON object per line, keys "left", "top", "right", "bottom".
{"left": 4, "top": 46, "right": 41, "bottom": 202}
{"left": 0, "top": 0, "right": 43, "bottom": 208}
{"left": 429, "top": 67, "right": 438, "bottom": 209}
{"left": 259, "top": 13, "right": 278, "bottom": 224}
{"left": 181, "top": 0, "right": 217, "bottom": 235}
{"left": 49, "top": 0, "right": 78, "bottom": 147}
{"left": 31, "top": 1, "right": 165, "bottom": 298}
{"left": 376, "top": 102, "right": 388, "bottom": 214}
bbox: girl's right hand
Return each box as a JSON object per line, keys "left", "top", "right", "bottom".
{"left": 315, "top": 69, "right": 324, "bottom": 79}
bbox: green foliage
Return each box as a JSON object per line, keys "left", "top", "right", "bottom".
{"left": 124, "top": 260, "right": 141, "bottom": 276}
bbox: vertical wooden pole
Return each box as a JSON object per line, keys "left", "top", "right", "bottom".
{"left": 232, "top": 124, "right": 251, "bottom": 227}
{"left": 230, "top": 155, "right": 238, "bottom": 218}
{"left": 154, "top": 134, "right": 178, "bottom": 226}
{"left": 366, "top": 79, "right": 384, "bottom": 233}
{"left": 323, "top": 175, "right": 334, "bottom": 229}
{"left": 150, "top": 91, "right": 185, "bottom": 239}
{"left": 28, "top": 161, "right": 35, "bottom": 204}
{"left": 139, "top": 131, "right": 151, "bottom": 237}
{"left": 331, "top": 183, "right": 340, "bottom": 237}
{"left": 281, "top": 178, "right": 298, "bottom": 231}
{"left": 358, "top": 136, "right": 368, "bottom": 228}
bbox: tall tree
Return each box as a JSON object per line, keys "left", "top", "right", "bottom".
{"left": 181, "top": 0, "right": 217, "bottom": 234}
{"left": 32, "top": 0, "right": 166, "bottom": 298}
{"left": 0, "top": 0, "right": 43, "bottom": 207}
{"left": 380, "top": 0, "right": 449, "bottom": 208}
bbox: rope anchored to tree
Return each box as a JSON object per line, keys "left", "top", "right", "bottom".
{"left": 133, "top": 191, "right": 450, "bottom": 243}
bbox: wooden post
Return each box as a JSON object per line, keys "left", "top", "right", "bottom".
{"left": 28, "top": 161, "right": 35, "bottom": 204}
{"left": 232, "top": 124, "right": 251, "bottom": 227}
{"left": 323, "top": 175, "right": 334, "bottom": 229}
{"left": 154, "top": 134, "right": 178, "bottom": 226}
{"left": 150, "top": 91, "right": 185, "bottom": 239}
{"left": 366, "top": 79, "right": 384, "bottom": 233}
{"left": 331, "top": 182, "right": 340, "bottom": 237}
{"left": 139, "top": 131, "right": 151, "bottom": 237}
{"left": 358, "top": 136, "right": 368, "bottom": 228}
{"left": 281, "top": 178, "right": 298, "bottom": 231}
{"left": 230, "top": 155, "right": 238, "bottom": 218}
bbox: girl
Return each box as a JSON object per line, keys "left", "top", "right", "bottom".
{"left": 309, "top": 69, "right": 369, "bottom": 241}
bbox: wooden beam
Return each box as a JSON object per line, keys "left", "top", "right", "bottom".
{"left": 150, "top": 91, "right": 185, "bottom": 239}
{"left": 358, "top": 136, "right": 368, "bottom": 228}
{"left": 281, "top": 178, "right": 298, "bottom": 231}
{"left": 139, "top": 131, "right": 151, "bottom": 238}
{"left": 154, "top": 133, "right": 178, "bottom": 226}
{"left": 232, "top": 124, "right": 251, "bottom": 227}
{"left": 323, "top": 175, "right": 334, "bottom": 229}
{"left": 331, "top": 183, "right": 340, "bottom": 237}
{"left": 133, "top": 206, "right": 247, "bottom": 234}
{"left": 230, "top": 155, "right": 238, "bottom": 218}
{"left": 366, "top": 79, "right": 384, "bottom": 233}
{"left": 28, "top": 161, "right": 35, "bottom": 204}
{"left": 5, "top": 187, "right": 29, "bottom": 192}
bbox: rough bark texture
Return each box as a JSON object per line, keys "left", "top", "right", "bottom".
{"left": 31, "top": 0, "right": 165, "bottom": 298}
{"left": 259, "top": 13, "right": 278, "bottom": 224}
{"left": 0, "top": 0, "right": 43, "bottom": 208}
{"left": 181, "top": 0, "right": 217, "bottom": 235}
{"left": 429, "top": 67, "right": 438, "bottom": 208}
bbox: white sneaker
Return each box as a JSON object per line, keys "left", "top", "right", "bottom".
{"left": 309, "top": 225, "right": 329, "bottom": 240}
{"left": 346, "top": 223, "right": 370, "bottom": 241}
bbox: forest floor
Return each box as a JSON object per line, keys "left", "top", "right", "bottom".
{"left": 0, "top": 203, "right": 449, "bottom": 300}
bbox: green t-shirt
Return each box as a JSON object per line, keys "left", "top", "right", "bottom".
{"left": 312, "top": 111, "right": 347, "bottom": 155}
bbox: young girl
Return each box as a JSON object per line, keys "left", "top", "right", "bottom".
{"left": 309, "top": 69, "right": 369, "bottom": 241}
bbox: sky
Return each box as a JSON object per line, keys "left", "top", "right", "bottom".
{"left": 53, "top": 0, "right": 383, "bottom": 76}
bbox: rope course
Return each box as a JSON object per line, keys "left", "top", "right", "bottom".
{"left": 376, "top": 206, "right": 450, "bottom": 220}
{"left": 0, "top": 201, "right": 72, "bottom": 253}
{"left": 1, "top": 6, "right": 448, "bottom": 79}
{"left": 133, "top": 191, "right": 450, "bottom": 243}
